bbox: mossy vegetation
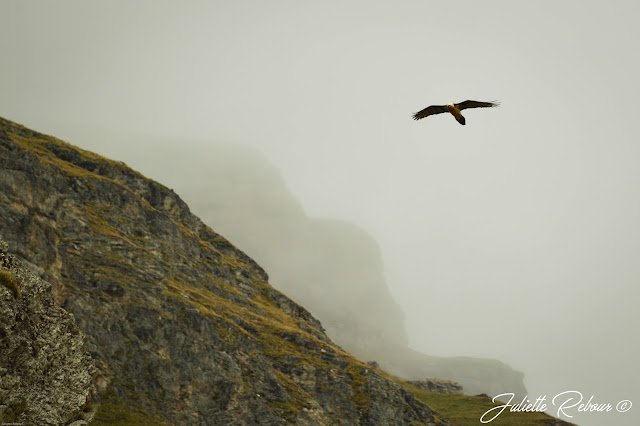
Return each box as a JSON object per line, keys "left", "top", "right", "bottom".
{"left": 90, "top": 378, "right": 168, "bottom": 426}
{"left": 0, "top": 270, "right": 20, "bottom": 298}
{"left": 346, "top": 364, "right": 372, "bottom": 414}
{"left": 84, "top": 203, "right": 144, "bottom": 250}
{"left": 267, "top": 370, "right": 314, "bottom": 418}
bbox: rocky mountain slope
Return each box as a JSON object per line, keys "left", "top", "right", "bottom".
{"left": 0, "top": 116, "right": 447, "bottom": 425}
{"left": 96, "top": 139, "right": 527, "bottom": 398}
{"left": 0, "top": 236, "right": 95, "bottom": 425}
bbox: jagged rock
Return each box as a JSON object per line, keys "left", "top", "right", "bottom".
{"left": 0, "top": 236, "right": 95, "bottom": 425}
{"left": 408, "top": 379, "right": 463, "bottom": 395}
{"left": 0, "top": 117, "right": 447, "bottom": 425}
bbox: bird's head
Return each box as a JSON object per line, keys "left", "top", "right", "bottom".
{"left": 446, "top": 103, "right": 455, "bottom": 111}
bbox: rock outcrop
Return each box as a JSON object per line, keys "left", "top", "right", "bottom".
{"left": 0, "top": 117, "right": 446, "bottom": 425}
{"left": 407, "top": 379, "right": 463, "bottom": 395}
{"left": 0, "top": 237, "right": 95, "bottom": 425}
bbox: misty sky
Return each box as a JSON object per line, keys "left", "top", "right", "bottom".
{"left": 2, "top": 1, "right": 639, "bottom": 425}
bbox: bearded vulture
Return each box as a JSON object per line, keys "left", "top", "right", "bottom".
{"left": 412, "top": 100, "right": 499, "bottom": 125}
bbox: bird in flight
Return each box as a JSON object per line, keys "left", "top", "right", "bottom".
{"left": 412, "top": 100, "right": 499, "bottom": 125}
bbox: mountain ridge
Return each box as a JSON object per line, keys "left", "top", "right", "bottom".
{"left": 0, "top": 116, "right": 445, "bottom": 424}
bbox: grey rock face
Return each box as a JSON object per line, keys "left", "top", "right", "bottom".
{"left": 0, "top": 236, "right": 95, "bottom": 425}
{"left": 0, "top": 117, "right": 446, "bottom": 425}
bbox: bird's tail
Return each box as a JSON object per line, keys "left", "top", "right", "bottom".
{"left": 456, "top": 115, "right": 466, "bottom": 125}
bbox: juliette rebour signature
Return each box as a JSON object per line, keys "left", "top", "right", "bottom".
{"left": 480, "top": 391, "right": 633, "bottom": 423}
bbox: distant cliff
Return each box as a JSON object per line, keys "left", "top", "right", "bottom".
{"left": 102, "top": 140, "right": 528, "bottom": 398}
{"left": 0, "top": 236, "right": 95, "bottom": 425}
{"left": 0, "top": 117, "right": 446, "bottom": 425}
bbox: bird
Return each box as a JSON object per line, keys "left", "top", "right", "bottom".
{"left": 412, "top": 100, "right": 499, "bottom": 125}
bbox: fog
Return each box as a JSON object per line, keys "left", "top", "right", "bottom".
{"left": 2, "top": 1, "right": 639, "bottom": 425}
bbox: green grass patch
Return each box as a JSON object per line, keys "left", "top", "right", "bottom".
{"left": 403, "top": 384, "right": 574, "bottom": 425}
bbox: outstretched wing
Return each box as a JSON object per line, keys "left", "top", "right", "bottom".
{"left": 412, "top": 104, "right": 449, "bottom": 120}
{"left": 455, "top": 100, "right": 499, "bottom": 111}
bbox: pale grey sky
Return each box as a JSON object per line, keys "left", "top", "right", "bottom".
{"left": 2, "top": 1, "right": 639, "bottom": 425}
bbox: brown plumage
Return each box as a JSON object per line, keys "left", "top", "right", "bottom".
{"left": 412, "top": 100, "right": 499, "bottom": 125}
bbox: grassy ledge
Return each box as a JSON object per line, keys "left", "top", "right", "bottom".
{"left": 403, "top": 383, "right": 575, "bottom": 426}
